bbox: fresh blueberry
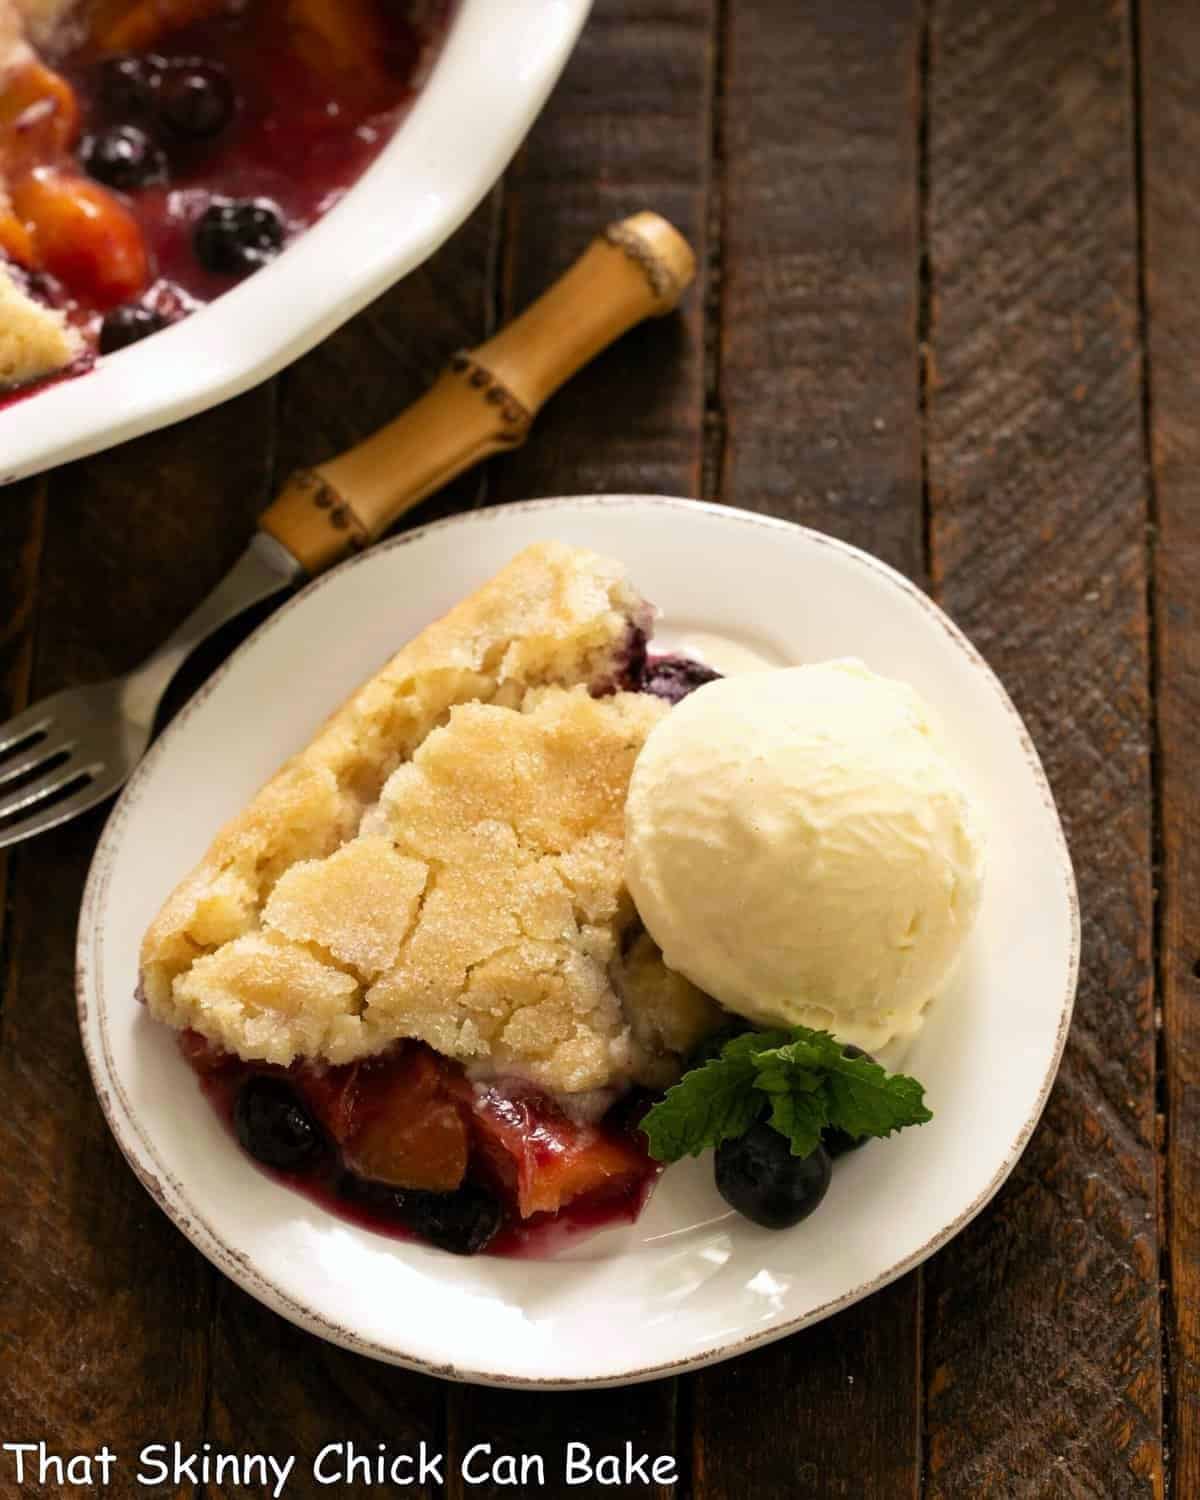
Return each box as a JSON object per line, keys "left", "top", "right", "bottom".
{"left": 234, "top": 1076, "right": 323, "bottom": 1171}
{"left": 822, "top": 1126, "right": 866, "bottom": 1158}
{"left": 193, "top": 197, "right": 286, "bottom": 275}
{"left": 79, "top": 125, "right": 166, "bottom": 190}
{"left": 159, "top": 60, "right": 235, "bottom": 139}
{"left": 98, "top": 304, "right": 167, "bottom": 354}
{"left": 715, "top": 1123, "right": 832, "bottom": 1229}
{"left": 642, "top": 654, "right": 722, "bottom": 705}
{"left": 97, "top": 53, "right": 165, "bottom": 116}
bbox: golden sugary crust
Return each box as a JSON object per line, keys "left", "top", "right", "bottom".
{"left": 0, "top": 260, "right": 82, "bottom": 389}
{"left": 141, "top": 543, "right": 720, "bottom": 1092}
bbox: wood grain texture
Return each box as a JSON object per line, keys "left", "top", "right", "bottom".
{"left": 923, "top": 1, "right": 1161, "bottom": 1494}
{"left": 716, "top": 0, "right": 923, "bottom": 565}
{"left": 449, "top": 1, "right": 713, "bottom": 1491}
{"left": 1140, "top": 1, "right": 1200, "bottom": 1493}
{"left": 0, "top": 478, "right": 42, "bottom": 1027}
{"left": 693, "top": 4, "right": 925, "bottom": 1498}
{"left": 0, "top": 388, "right": 275, "bottom": 1498}
{"left": 487, "top": 0, "right": 714, "bottom": 506}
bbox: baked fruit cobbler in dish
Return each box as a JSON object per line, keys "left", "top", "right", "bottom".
{"left": 0, "top": 0, "right": 450, "bottom": 394}
{"left": 141, "top": 543, "right": 727, "bottom": 1255}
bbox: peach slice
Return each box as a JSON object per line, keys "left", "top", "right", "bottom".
{"left": 469, "top": 1088, "right": 649, "bottom": 1219}
{"left": 12, "top": 168, "right": 149, "bottom": 307}
{"left": 86, "top": 0, "right": 230, "bottom": 54}
{"left": 0, "top": 208, "right": 35, "bottom": 265}
{"left": 283, "top": 0, "right": 394, "bottom": 107}
{"left": 0, "top": 60, "right": 79, "bottom": 178}
{"left": 337, "top": 1050, "right": 470, "bottom": 1194}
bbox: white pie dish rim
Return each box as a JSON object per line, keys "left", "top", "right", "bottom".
{"left": 75, "top": 495, "right": 1079, "bottom": 1388}
{"left": 1, "top": 0, "right": 592, "bottom": 484}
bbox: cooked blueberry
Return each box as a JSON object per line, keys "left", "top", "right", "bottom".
{"left": 79, "top": 125, "right": 166, "bottom": 190}
{"left": 715, "top": 1124, "right": 831, "bottom": 1229}
{"left": 615, "top": 624, "right": 649, "bottom": 691}
{"left": 159, "top": 60, "right": 235, "bottom": 139}
{"left": 99, "top": 304, "right": 166, "bottom": 354}
{"left": 404, "top": 1183, "right": 504, "bottom": 1256}
{"left": 340, "top": 1175, "right": 503, "bottom": 1255}
{"left": 97, "top": 53, "right": 165, "bottom": 115}
{"left": 642, "top": 654, "right": 722, "bottom": 705}
{"left": 234, "top": 1076, "right": 322, "bottom": 1171}
{"left": 193, "top": 197, "right": 286, "bottom": 275}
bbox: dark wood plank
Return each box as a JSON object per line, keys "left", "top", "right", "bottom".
{"left": 0, "top": 387, "right": 275, "bottom": 1497}
{"left": 0, "top": 477, "right": 43, "bottom": 1011}
{"left": 715, "top": 2, "right": 923, "bottom": 563}
{"left": 693, "top": 3, "right": 925, "bottom": 1498}
{"left": 1140, "top": 2, "right": 1200, "bottom": 1493}
{"left": 923, "top": 1, "right": 1161, "bottom": 1494}
{"left": 200, "top": 205, "right": 500, "bottom": 1498}
{"left": 448, "top": 1, "right": 714, "bottom": 1493}
{"left": 487, "top": 0, "right": 714, "bottom": 508}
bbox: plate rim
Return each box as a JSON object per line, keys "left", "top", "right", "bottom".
{"left": 75, "top": 494, "right": 1081, "bottom": 1388}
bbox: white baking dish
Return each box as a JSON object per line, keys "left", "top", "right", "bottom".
{"left": 1, "top": 0, "right": 592, "bottom": 483}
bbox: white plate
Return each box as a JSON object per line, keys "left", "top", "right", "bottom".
{"left": 1, "top": 0, "right": 592, "bottom": 483}
{"left": 76, "top": 496, "right": 1079, "bottom": 1388}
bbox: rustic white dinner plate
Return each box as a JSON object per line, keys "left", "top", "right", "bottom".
{"left": 76, "top": 496, "right": 1079, "bottom": 1387}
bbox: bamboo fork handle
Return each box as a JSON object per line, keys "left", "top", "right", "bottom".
{"left": 258, "top": 211, "right": 696, "bottom": 575}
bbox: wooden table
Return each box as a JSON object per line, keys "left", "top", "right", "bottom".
{"left": 2, "top": 0, "right": 1196, "bottom": 1494}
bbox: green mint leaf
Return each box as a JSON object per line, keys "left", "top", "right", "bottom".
{"left": 715, "top": 1028, "right": 795, "bottom": 1063}
{"left": 642, "top": 1021, "right": 932, "bottom": 1164}
{"left": 641, "top": 1049, "right": 765, "bottom": 1162}
{"left": 822, "top": 1053, "right": 933, "bottom": 1140}
{"left": 764, "top": 1086, "right": 828, "bottom": 1159}
{"left": 752, "top": 1033, "right": 846, "bottom": 1076}
{"left": 750, "top": 1036, "right": 842, "bottom": 1155}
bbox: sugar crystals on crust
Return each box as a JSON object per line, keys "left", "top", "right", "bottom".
{"left": 140, "top": 543, "right": 720, "bottom": 1094}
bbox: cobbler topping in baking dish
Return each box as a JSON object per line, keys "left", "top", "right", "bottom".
{"left": 141, "top": 544, "right": 729, "bottom": 1254}
{"left": 0, "top": 0, "right": 452, "bottom": 394}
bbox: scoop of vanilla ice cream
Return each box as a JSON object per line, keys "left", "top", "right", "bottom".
{"left": 624, "top": 659, "right": 984, "bottom": 1051}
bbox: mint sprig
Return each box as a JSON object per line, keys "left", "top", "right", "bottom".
{"left": 642, "top": 1024, "right": 932, "bottom": 1163}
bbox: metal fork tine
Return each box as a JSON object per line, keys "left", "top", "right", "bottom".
{"left": 0, "top": 736, "right": 76, "bottom": 791}
{"left": 0, "top": 774, "right": 114, "bottom": 851}
{"left": 0, "top": 703, "right": 55, "bottom": 758}
{"left": 0, "top": 538, "right": 301, "bottom": 850}
{"left": 0, "top": 759, "right": 101, "bottom": 825}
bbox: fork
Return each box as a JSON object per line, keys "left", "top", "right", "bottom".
{"left": 0, "top": 211, "right": 695, "bottom": 850}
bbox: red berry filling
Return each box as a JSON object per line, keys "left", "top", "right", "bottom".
{"left": 185, "top": 1034, "right": 662, "bottom": 1258}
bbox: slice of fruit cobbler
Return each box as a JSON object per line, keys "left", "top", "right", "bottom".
{"left": 142, "top": 542, "right": 725, "bottom": 1254}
